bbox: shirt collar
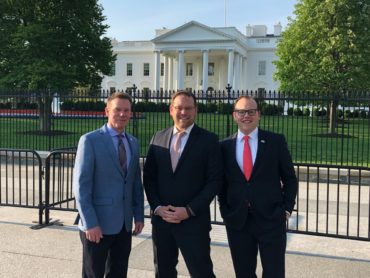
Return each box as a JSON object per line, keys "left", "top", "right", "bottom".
{"left": 237, "top": 127, "right": 259, "bottom": 142}
{"left": 173, "top": 123, "right": 194, "bottom": 135}
{"left": 106, "top": 123, "right": 126, "bottom": 137}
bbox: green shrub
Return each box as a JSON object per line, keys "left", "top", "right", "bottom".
{"left": 344, "top": 110, "right": 353, "bottom": 118}
{"left": 336, "top": 109, "right": 344, "bottom": 118}
{"left": 360, "top": 110, "right": 368, "bottom": 119}
{"left": 287, "top": 107, "right": 294, "bottom": 116}
{"left": 303, "top": 108, "right": 310, "bottom": 116}
{"left": 313, "top": 108, "right": 327, "bottom": 116}
{"left": 353, "top": 110, "right": 360, "bottom": 118}
{"left": 218, "top": 103, "right": 233, "bottom": 115}
{"left": 0, "top": 102, "right": 12, "bottom": 109}
{"left": 293, "top": 107, "right": 303, "bottom": 116}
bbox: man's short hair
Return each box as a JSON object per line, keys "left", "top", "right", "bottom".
{"left": 107, "top": 92, "right": 133, "bottom": 105}
{"left": 233, "top": 95, "right": 259, "bottom": 111}
{"left": 170, "top": 90, "right": 197, "bottom": 107}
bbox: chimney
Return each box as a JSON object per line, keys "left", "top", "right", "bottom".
{"left": 274, "top": 22, "right": 282, "bottom": 36}
{"left": 246, "top": 24, "right": 252, "bottom": 37}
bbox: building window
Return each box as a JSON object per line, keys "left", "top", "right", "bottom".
{"left": 186, "top": 87, "right": 192, "bottom": 93}
{"left": 161, "top": 63, "right": 164, "bottom": 76}
{"left": 126, "top": 63, "right": 132, "bottom": 76}
{"left": 143, "top": 63, "right": 150, "bottom": 76}
{"left": 258, "top": 61, "right": 266, "bottom": 76}
{"left": 110, "top": 87, "right": 116, "bottom": 94}
{"left": 208, "top": 62, "right": 215, "bottom": 76}
{"left": 110, "top": 63, "right": 116, "bottom": 76}
{"left": 256, "top": 39, "right": 270, "bottom": 43}
{"left": 186, "top": 63, "right": 193, "bottom": 76}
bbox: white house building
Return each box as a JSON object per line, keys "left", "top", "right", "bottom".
{"left": 101, "top": 21, "right": 282, "bottom": 93}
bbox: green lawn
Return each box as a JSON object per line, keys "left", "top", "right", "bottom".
{"left": 1, "top": 113, "right": 369, "bottom": 167}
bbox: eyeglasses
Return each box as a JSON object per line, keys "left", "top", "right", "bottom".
{"left": 234, "top": 109, "right": 258, "bottom": 117}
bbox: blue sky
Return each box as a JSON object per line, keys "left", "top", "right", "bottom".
{"left": 98, "top": 0, "right": 298, "bottom": 41}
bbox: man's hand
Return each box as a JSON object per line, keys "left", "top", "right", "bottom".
{"left": 133, "top": 221, "right": 144, "bottom": 236}
{"left": 155, "top": 205, "right": 181, "bottom": 223}
{"left": 167, "top": 205, "right": 189, "bottom": 222}
{"left": 85, "top": 226, "right": 103, "bottom": 243}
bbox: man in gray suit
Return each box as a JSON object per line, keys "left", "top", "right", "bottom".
{"left": 73, "top": 92, "right": 144, "bottom": 278}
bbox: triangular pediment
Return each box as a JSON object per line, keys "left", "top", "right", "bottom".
{"left": 152, "top": 21, "right": 234, "bottom": 43}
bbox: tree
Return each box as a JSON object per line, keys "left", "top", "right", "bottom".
{"left": 274, "top": 0, "right": 370, "bottom": 134}
{"left": 0, "top": 0, "right": 115, "bottom": 132}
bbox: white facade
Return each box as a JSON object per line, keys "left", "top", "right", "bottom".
{"left": 101, "top": 21, "right": 282, "bottom": 92}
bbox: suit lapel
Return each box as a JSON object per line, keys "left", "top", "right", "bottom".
{"left": 173, "top": 125, "right": 199, "bottom": 172}
{"left": 251, "top": 129, "right": 268, "bottom": 177}
{"left": 125, "top": 133, "right": 136, "bottom": 173}
{"left": 163, "top": 128, "right": 175, "bottom": 169}
{"left": 99, "top": 125, "right": 124, "bottom": 178}
{"left": 229, "top": 133, "right": 245, "bottom": 178}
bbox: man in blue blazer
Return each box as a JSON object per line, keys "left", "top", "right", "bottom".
{"left": 218, "top": 96, "right": 298, "bottom": 278}
{"left": 143, "top": 90, "right": 223, "bottom": 278}
{"left": 73, "top": 92, "right": 144, "bottom": 278}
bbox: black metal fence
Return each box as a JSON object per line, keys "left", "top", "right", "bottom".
{"left": 1, "top": 149, "right": 369, "bottom": 240}
{"left": 0, "top": 149, "right": 44, "bottom": 224}
{"left": 1, "top": 89, "right": 369, "bottom": 167}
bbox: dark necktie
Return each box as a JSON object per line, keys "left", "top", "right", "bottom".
{"left": 243, "top": 135, "right": 253, "bottom": 180}
{"left": 171, "top": 132, "right": 185, "bottom": 171}
{"left": 117, "top": 134, "right": 127, "bottom": 176}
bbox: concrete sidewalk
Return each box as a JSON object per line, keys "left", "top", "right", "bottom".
{"left": 1, "top": 207, "right": 370, "bottom": 278}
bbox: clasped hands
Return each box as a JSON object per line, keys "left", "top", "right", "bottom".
{"left": 156, "top": 205, "right": 189, "bottom": 223}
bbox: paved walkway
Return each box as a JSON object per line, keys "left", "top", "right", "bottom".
{"left": 1, "top": 206, "right": 370, "bottom": 277}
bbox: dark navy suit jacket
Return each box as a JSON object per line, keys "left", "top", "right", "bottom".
{"left": 218, "top": 129, "right": 298, "bottom": 231}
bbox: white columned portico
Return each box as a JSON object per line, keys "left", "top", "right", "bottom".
{"left": 227, "top": 49, "right": 234, "bottom": 89}
{"left": 177, "top": 50, "right": 185, "bottom": 90}
{"left": 202, "top": 49, "right": 209, "bottom": 92}
{"left": 154, "top": 50, "right": 161, "bottom": 91}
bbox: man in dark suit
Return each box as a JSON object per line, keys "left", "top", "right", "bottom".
{"left": 143, "top": 90, "right": 223, "bottom": 278}
{"left": 218, "top": 96, "right": 298, "bottom": 278}
{"left": 73, "top": 92, "right": 144, "bottom": 277}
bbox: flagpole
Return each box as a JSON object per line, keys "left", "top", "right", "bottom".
{"left": 224, "top": 0, "right": 227, "bottom": 27}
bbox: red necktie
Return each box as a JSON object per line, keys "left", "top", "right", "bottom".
{"left": 243, "top": 135, "right": 253, "bottom": 180}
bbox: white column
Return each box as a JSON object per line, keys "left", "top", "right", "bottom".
{"left": 202, "top": 49, "right": 209, "bottom": 92}
{"left": 154, "top": 50, "right": 161, "bottom": 91}
{"left": 164, "top": 56, "right": 169, "bottom": 91}
{"left": 242, "top": 57, "right": 247, "bottom": 90}
{"left": 169, "top": 57, "right": 174, "bottom": 91}
{"left": 177, "top": 50, "right": 185, "bottom": 90}
{"left": 218, "top": 58, "right": 224, "bottom": 90}
{"left": 195, "top": 58, "right": 201, "bottom": 91}
{"left": 227, "top": 49, "right": 234, "bottom": 88}
{"left": 233, "top": 52, "right": 240, "bottom": 90}
{"left": 238, "top": 54, "right": 243, "bottom": 91}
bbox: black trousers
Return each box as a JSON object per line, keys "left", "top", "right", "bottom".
{"left": 226, "top": 213, "right": 287, "bottom": 278}
{"left": 79, "top": 227, "right": 132, "bottom": 278}
{"left": 152, "top": 221, "right": 215, "bottom": 278}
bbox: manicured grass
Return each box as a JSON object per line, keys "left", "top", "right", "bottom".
{"left": 1, "top": 113, "right": 369, "bottom": 167}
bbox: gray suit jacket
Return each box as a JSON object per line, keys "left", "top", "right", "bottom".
{"left": 73, "top": 124, "right": 144, "bottom": 234}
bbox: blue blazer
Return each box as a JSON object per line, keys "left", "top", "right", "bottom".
{"left": 73, "top": 124, "right": 144, "bottom": 235}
